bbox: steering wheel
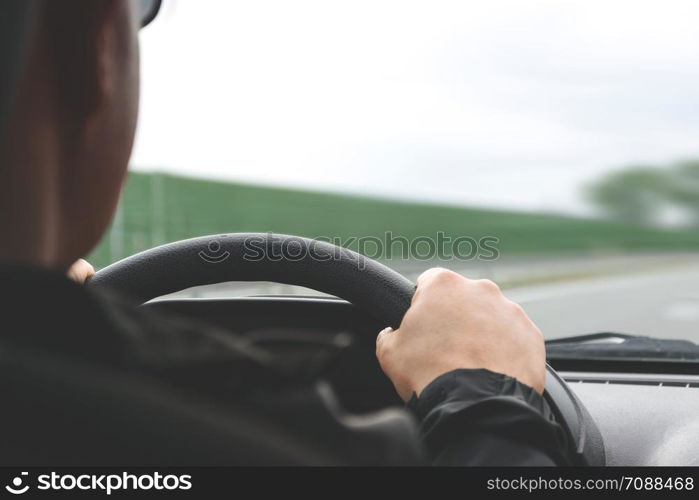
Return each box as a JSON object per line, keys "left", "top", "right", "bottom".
{"left": 89, "top": 232, "right": 605, "bottom": 465}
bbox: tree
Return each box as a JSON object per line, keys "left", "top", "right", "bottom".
{"left": 664, "top": 160, "right": 699, "bottom": 226}
{"left": 585, "top": 166, "right": 668, "bottom": 226}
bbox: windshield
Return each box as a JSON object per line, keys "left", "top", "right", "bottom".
{"left": 90, "top": 0, "right": 699, "bottom": 348}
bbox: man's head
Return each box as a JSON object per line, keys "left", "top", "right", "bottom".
{"left": 0, "top": 0, "right": 158, "bottom": 270}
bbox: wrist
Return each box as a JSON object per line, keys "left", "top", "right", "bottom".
{"left": 407, "top": 368, "right": 548, "bottom": 420}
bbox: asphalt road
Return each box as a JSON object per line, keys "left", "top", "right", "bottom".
{"left": 506, "top": 264, "right": 699, "bottom": 342}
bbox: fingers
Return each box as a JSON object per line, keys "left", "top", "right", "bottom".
{"left": 416, "top": 267, "right": 464, "bottom": 288}
{"left": 376, "top": 327, "right": 394, "bottom": 346}
{"left": 66, "top": 259, "right": 95, "bottom": 284}
{"left": 416, "top": 267, "right": 451, "bottom": 287}
{"left": 413, "top": 268, "right": 464, "bottom": 304}
{"left": 416, "top": 269, "right": 502, "bottom": 297}
{"left": 376, "top": 326, "right": 395, "bottom": 358}
{"left": 378, "top": 265, "right": 546, "bottom": 401}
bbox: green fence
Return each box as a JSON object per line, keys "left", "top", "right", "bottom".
{"left": 88, "top": 171, "right": 699, "bottom": 269}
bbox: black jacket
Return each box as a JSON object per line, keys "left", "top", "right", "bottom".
{"left": 0, "top": 265, "right": 567, "bottom": 465}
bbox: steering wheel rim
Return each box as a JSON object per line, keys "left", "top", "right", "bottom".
{"left": 89, "top": 232, "right": 605, "bottom": 466}
{"left": 89, "top": 233, "right": 415, "bottom": 329}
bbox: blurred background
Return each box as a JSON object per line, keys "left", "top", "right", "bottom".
{"left": 90, "top": 0, "right": 699, "bottom": 340}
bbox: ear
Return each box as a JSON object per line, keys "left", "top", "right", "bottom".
{"left": 41, "top": 0, "right": 135, "bottom": 129}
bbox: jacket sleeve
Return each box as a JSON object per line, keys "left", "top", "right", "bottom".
{"left": 407, "top": 369, "right": 570, "bottom": 466}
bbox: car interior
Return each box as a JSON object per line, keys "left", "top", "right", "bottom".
{"left": 1, "top": 0, "right": 698, "bottom": 468}
{"left": 86, "top": 233, "right": 698, "bottom": 466}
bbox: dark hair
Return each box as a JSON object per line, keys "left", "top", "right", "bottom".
{"left": 0, "top": 0, "right": 35, "bottom": 143}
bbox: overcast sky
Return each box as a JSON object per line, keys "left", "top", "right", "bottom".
{"left": 130, "top": 0, "right": 699, "bottom": 214}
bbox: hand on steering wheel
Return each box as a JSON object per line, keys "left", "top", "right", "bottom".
{"left": 376, "top": 267, "right": 546, "bottom": 401}
{"left": 89, "top": 232, "right": 604, "bottom": 465}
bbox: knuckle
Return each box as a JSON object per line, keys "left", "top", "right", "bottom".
{"left": 430, "top": 267, "right": 461, "bottom": 284}
{"left": 476, "top": 278, "right": 500, "bottom": 293}
{"left": 507, "top": 299, "right": 525, "bottom": 314}
{"left": 415, "top": 268, "right": 462, "bottom": 296}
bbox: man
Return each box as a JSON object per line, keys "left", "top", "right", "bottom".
{"left": 0, "top": 0, "right": 566, "bottom": 465}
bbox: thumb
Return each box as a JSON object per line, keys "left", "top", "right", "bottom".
{"left": 66, "top": 259, "right": 95, "bottom": 284}
{"left": 376, "top": 327, "right": 394, "bottom": 346}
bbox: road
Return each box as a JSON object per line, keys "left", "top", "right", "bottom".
{"left": 505, "top": 264, "right": 699, "bottom": 341}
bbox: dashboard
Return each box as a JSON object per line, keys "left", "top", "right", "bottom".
{"left": 145, "top": 296, "right": 699, "bottom": 466}
{"left": 564, "top": 372, "right": 699, "bottom": 466}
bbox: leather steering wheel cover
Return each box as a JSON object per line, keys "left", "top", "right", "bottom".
{"left": 89, "top": 233, "right": 415, "bottom": 329}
